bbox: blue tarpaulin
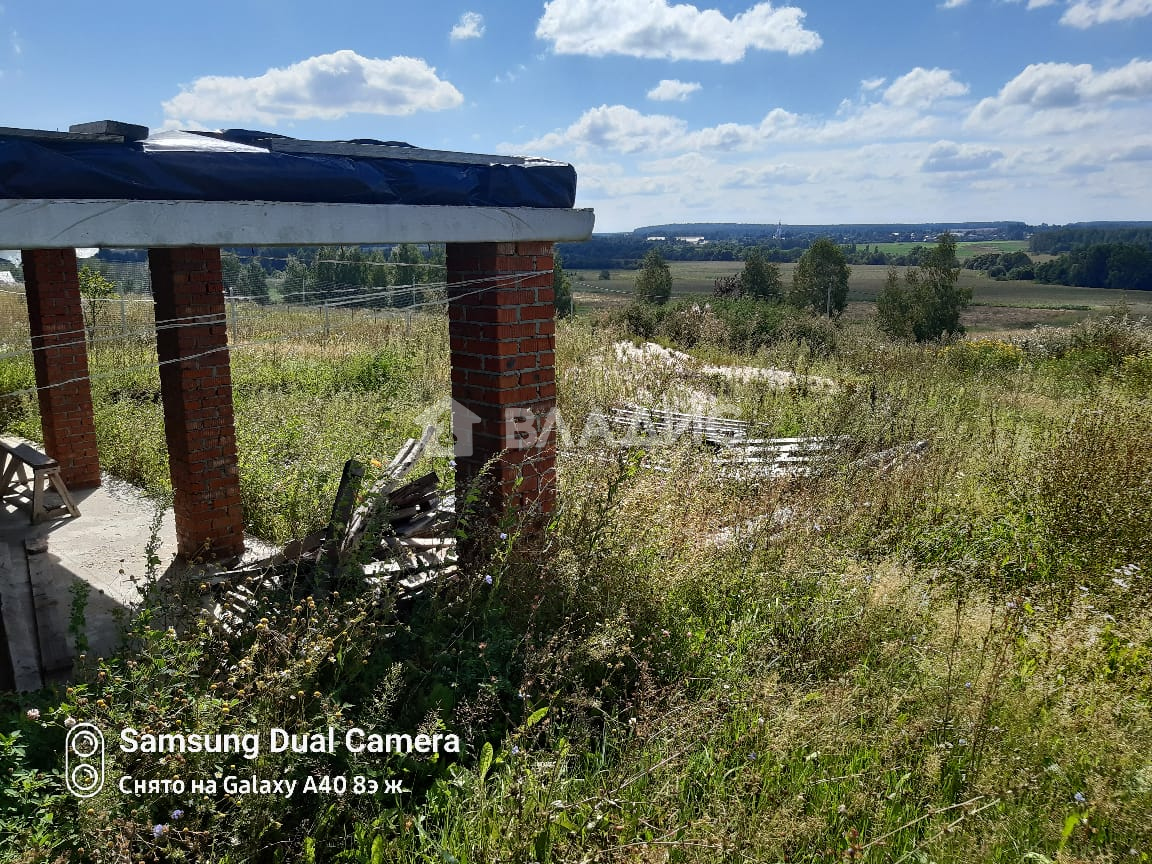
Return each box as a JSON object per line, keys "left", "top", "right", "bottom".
{"left": 0, "top": 130, "right": 577, "bottom": 209}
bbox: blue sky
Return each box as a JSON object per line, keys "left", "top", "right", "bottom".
{"left": 2, "top": 0, "right": 1150, "bottom": 231}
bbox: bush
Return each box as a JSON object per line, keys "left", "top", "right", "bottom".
{"left": 634, "top": 249, "right": 672, "bottom": 305}
{"left": 876, "top": 234, "right": 970, "bottom": 342}
{"left": 940, "top": 339, "right": 1025, "bottom": 372}
{"left": 608, "top": 298, "right": 835, "bottom": 355}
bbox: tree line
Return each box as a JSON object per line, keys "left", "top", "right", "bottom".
{"left": 1029, "top": 225, "right": 1152, "bottom": 255}
{"left": 559, "top": 236, "right": 962, "bottom": 271}
{"left": 218, "top": 245, "right": 447, "bottom": 306}
{"left": 633, "top": 233, "right": 970, "bottom": 341}
{"left": 1034, "top": 243, "right": 1152, "bottom": 291}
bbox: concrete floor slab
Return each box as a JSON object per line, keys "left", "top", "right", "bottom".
{"left": 2, "top": 436, "right": 274, "bottom": 691}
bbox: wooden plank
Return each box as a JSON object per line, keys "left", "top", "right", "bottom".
{"left": 0, "top": 541, "right": 42, "bottom": 691}
{"left": 25, "top": 546, "right": 74, "bottom": 677}
{"left": 392, "top": 512, "right": 439, "bottom": 538}
{"left": 388, "top": 472, "right": 438, "bottom": 508}
{"left": 329, "top": 460, "right": 366, "bottom": 536}
{"left": 1, "top": 443, "right": 58, "bottom": 469}
{"left": 400, "top": 537, "right": 456, "bottom": 550}
{"left": 387, "top": 504, "right": 422, "bottom": 523}
{"left": 393, "top": 425, "right": 438, "bottom": 479}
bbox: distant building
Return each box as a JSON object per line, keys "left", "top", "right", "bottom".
{"left": 646, "top": 235, "right": 667, "bottom": 241}
{"left": 676, "top": 236, "right": 706, "bottom": 244}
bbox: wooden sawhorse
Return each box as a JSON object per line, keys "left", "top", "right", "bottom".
{"left": 0, "top": 441, "right": 81, "bottom": 523}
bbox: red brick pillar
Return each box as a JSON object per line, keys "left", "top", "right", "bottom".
{"left": 149, "top": 247, "right": 245, "bottom": 560}
{"left": 446, "top": 242, "right": 557, "bottom": 523}
{"left": 21, "top": 249, "right": 101, "bottom": 488}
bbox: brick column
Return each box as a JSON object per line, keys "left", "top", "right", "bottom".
{"left": 21, "top": 249, "right": 101, "bottom": 488}
{"left": 149, "top": 247, "right": 245, "bottom": 560}
{"left": 446, "top": 242, "right": 557, "bottom": 523}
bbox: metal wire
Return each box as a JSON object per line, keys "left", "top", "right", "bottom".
{"left": 0, "top": 269, "right": 554, "bottom": 400}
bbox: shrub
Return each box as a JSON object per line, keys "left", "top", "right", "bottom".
{"left": 634, "top": 249, "right": 672, "bottom": 305}
{"left": 876, "top": 234, "right": 970, "bottom": 342}
{"left": 940, "top": 339, "right": 1025, "bottom": 372}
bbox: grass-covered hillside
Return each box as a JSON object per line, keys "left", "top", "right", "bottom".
{"left": 2, "top": 290, "right": 1151, "bottom": 863}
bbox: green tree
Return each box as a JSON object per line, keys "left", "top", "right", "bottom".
{"left": 554, "top": 251, "right": 574, "bottom": 318}
{"left": 390, "top": 243, "right": 425, "bottom": 307}
{"left": 281, "top": 256, "right": 310, "bottom": 301}
{"left": 789, "top": 238, "right": 850, "bottom": 317}
{"left": 78, "top": 265, "right": 118, "bottom": 342}
{"left": 220, "top": 251, "right": 243, "bottom": 293}
{"left": 240, "top": 261, "right": 270, "bottom": 304}
{"left": 875, "top": 267, "right": 917, "bottom": 340}
{"left": 635, "top": 248, "right": 672, "bottom": 305}
{"left": 876, "top": 232, "right": 971, "bottom": 341}
{"left": 740, "top": 248, "right": 782, "bottom": 301}
{"left": 713, "top": 274, "right": 742, "bottom": 298}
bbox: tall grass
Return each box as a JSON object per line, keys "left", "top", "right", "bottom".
{"left": 2, "top": 302, "right": 1151, "bottom": 862}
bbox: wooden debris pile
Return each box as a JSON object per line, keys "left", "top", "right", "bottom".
{"left": 207, "top": 426, "right": 457, "bottom": 634}
{"left": 586, "top": 405, "right": 848, "bottom": 478}
{"left": 586, "top": 405, "right": 926, "bottom": 479}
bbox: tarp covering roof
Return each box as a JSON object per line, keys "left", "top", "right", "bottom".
{"left": 0, "top": 128, "right": 577, "bottom": 209}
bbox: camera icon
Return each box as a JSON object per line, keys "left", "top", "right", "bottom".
{"left": 65, "top": 723, "right": 105, "bottom": 798}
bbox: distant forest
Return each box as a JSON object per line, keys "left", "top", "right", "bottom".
{"left": 558, "top": 221, "right": 1032, "bottom": 270}
{"left": 70, "top": 222, "right": 1152, "bottom": 296}
{"left": 559, "top": 223, "right": 1152, "bottom": 293}
{"left": 1030, "top": 225, "right": 1152, "bottom": 254}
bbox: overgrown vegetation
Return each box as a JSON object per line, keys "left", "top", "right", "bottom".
{"left": 633, "top": 248, "right": 672, "bottom": 305}
{"left": 789, "top": 238, "right": 850, "bottom": 318}
{"left": 2, "top": 289, "right": 1152, "bottom": 862}
{"left": 877, "top": 233, "right": 972, "bottom": 341}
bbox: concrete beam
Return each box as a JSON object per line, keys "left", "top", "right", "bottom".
{"left": 0, "top": 200, "right": 595, "bottom": 248}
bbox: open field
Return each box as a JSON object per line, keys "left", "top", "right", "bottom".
{"left": 3, "top": 292, "right": 1152, "bottom": 862}
{"left": 870, "top": 240, "right": 1030, "bottom": 258}
{"left": 574, "top": 262, "right": 1152, "bottom": 333}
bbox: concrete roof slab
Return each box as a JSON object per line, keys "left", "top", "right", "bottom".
{"left": 0, "top": 200, "right": 595, "bottom": 248}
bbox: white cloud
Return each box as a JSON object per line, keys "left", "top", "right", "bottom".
{"left": 721, "top": 163, "right": 809, "bottom": 187}
{"left": 535, "top": 0, "right": 822, "bottom": 63}
{"left": 940, "top": 0, "right": 968, "bottom": 7}
{"left": 968, "top": 58, "right": 1152, "bottom": 127}
{"left": 520, "top": 104, "right": 687, "bottom": 153}
{"left": 883, "top": 67, "right": 969, "bottom": 108}
{"left": 1013, "top": 0, "right": 1152, "bottom": 25}
{"left": 684, "top": 121, "right": 763, "bottom": 150}
{"left": 921, "top": 140, "right": 1004, "bottom": 172}
{"left": 520, "top": 67, "right": 970, "bottom": 156}
{"left": 162, "top": 50, "right": 463, "bottom": 125}
{"left": 647, "top": 79, "right": 702, "bottom": 101}
{"left": 450, "top": 11, "right": 486, "bottom": 40}
{"left": 1062, "top": 0, "right": 1152, "bottom": 26}
{"left": 861, "top": 76, "right": 887, "bottom": 91}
